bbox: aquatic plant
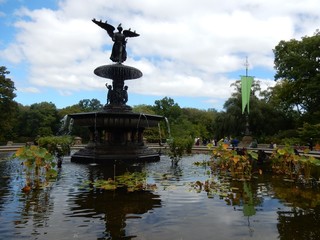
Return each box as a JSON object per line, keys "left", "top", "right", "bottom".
{"left": 37, "top": 136, "right": 73, "bottom": 166}
{"left": 13, "top": 136, "right": 73, "bottom": 192}
{"left": 85, "top": 171, "right": 157, "bottom": 192}
{"left": 208, "top": 143, "right": 258, "bottom": 180}
{"left": 14, "top": 145, "right": 57, "bottom": 192}
{"left": 270, "top": 145, "right": 320, "bottom": 183}
{"left": 167, "top": 137, "right": 193, "bottom": 165}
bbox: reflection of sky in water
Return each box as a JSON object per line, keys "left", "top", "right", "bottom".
{"left": 126, "top": 154, "right": 283, "bottom": 240}
{"left": 0, "top": 154, "right": 319, "bottom": 239}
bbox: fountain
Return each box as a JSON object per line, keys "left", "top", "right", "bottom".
{"left": 69, "top": 19, "right": 164, "bottom": 164}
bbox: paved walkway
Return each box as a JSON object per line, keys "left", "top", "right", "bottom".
{"left": 1, "top": 143, "right": 319, "bottom": 158}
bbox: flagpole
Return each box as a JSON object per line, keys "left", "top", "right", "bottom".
{"left": 244, "top": 57, "right": 250, "bottom": 136}
{"left": 245, "top": 56, "right": 248, "bottom": 78}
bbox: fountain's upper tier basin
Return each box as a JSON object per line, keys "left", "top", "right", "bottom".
{"left": 69, "top": 111, "right": 163, "bottom": 129}
{"left": 94, "top": 63, "right": 142, "bottom": 80}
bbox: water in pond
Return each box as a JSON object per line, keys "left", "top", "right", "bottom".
{"left": 1, "top": 152, "right": 320, "bottom": 240}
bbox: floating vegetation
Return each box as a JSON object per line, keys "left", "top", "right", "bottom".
{"left": 84, "top": 172, "right": 157, "bottom": 192}
{"left": 13, "top": 145, "right": 57, "bottom": 192}
{"left": 199, "top": 143, "right": 320, "bottom": 185}
{"left": 193, "top": 160, "right": 211, "bottom": 167}
{"left": 189, "top": 144, "right": 320, "bottom": 214}
{"left": 12, "top": 136, "right": 74, "bottom": 192}
{"left": 270, "top": 145, "right": 320, "bottom": 183}
{"left": 207, "top": 143, "right": 258, "bottom": 181}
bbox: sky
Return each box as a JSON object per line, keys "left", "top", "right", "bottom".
{"left": 0, "top": 0, "right": 319, "bottom": 111}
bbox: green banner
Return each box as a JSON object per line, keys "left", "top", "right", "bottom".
{"left": 241, "top": 76, "right": 253, "bottom": 114}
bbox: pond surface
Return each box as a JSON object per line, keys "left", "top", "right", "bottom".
{"left": 1, "top": 152, "right": 320, "bottom": 240}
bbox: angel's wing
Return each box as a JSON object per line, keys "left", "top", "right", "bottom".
{"left": 92, "top": 19, "right": 115, "bottom": 38}
{"left": 123, "top": 29, "right": 140, "bottom": 38}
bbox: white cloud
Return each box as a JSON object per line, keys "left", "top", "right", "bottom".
{"left": 18, "top": 86, "right": 40, "bottom": 93}
{"left": 1, "top": 0, "right": 319, "bottom": 109}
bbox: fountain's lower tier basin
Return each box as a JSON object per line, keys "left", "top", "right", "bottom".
{"left": 71, "top": 144, "right": 160, "bottom": 164}
{"left": 69, "top": 111, "right": 164, "bottom": 164}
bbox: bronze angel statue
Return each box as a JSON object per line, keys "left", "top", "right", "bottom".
{"left": 92, "top": 19, "right": 139, "bottom": 63}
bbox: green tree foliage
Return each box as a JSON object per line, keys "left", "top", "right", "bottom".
{"left": 132, "top": 104, "right": 156, "bottom": 115}
{"left": 213, "top": 80, "right": 294, "bottom": 140}
{"left": 58, "top": 104, "right": 83, "bottom": 117}
{"left": 15, "top": 102, "right": 59, "bottom": 139}
{"left": 152, "top": 97, "right": 182, "bottom": 123}
{"left": 181, "top": 108, "right": 216, "bottom": 141}
{"left": 261, "top": 81, "right": 300, "bottom": 122}
{"left": 78, "top": 98, "right": 103, "bottom": 112}
{"left": 298, "top": 123, "right": 320, "bottom": 143}
{"left": 0, "top": 66, "right": 18, "bottom": 142}
{"left": 273, "top": 30, "right": 320, "bottom": 121}
{"left": 150, "top": 97, "right": 217, "bottom": 142}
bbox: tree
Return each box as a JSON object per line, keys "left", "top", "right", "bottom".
{"left": 181, "top": 108, "right": 217, "bottom": 141}
{"left": 261, "top": 82, "right": 300, "bottom": 127}
{"left": 152, "top": 97, "right": 182, "bottom": 123}
{"left": 132, "top": 104, "right": 156, "bottom": 115}
{"left": 78, "top": 98, "right": 103, "bottom": 112}
{"left": 16, "top": 102, "right": 59, "bottom": 138}
{"left": 273, "top": 30, "right": 320, "bottom": 119}
{"left": 213, "top": 80, "right": 293, "bottom": 140}
{"left": 0, "top": 66, "right": 18, "bottom": 142}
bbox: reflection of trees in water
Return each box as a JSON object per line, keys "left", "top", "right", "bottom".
{"left": 196, "top": 171, "right": 320, "bottom": 239}
{"left": 0, "top": 159, "right": 55, "bottom": 236}
{"left": 169, "top": 164, "right": 183, "bottom": 180}
{"left": 0, "top": 158, "right": 16, "bottom": 209}
{"left": 67, "top": 163, "right": 162, "bottom": 239}
{"left": 278, "top": 206, "right": 320, "bottom": 240}
{"left": 271, "top": 176, "right": 320, "bottom": 208}
{"left": 270, "top": 176, "right": 320, "bottom": 239}
{"left": 15, "top": 188, "right": 54, "bottom": 226}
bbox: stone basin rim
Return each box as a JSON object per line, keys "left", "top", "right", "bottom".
{"left": 94, "top": 63, "right": 143, "bottom": 80}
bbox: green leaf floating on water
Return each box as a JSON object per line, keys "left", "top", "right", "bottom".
{"left": 87, "top": 172, "right": 155, "bottom": 192}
